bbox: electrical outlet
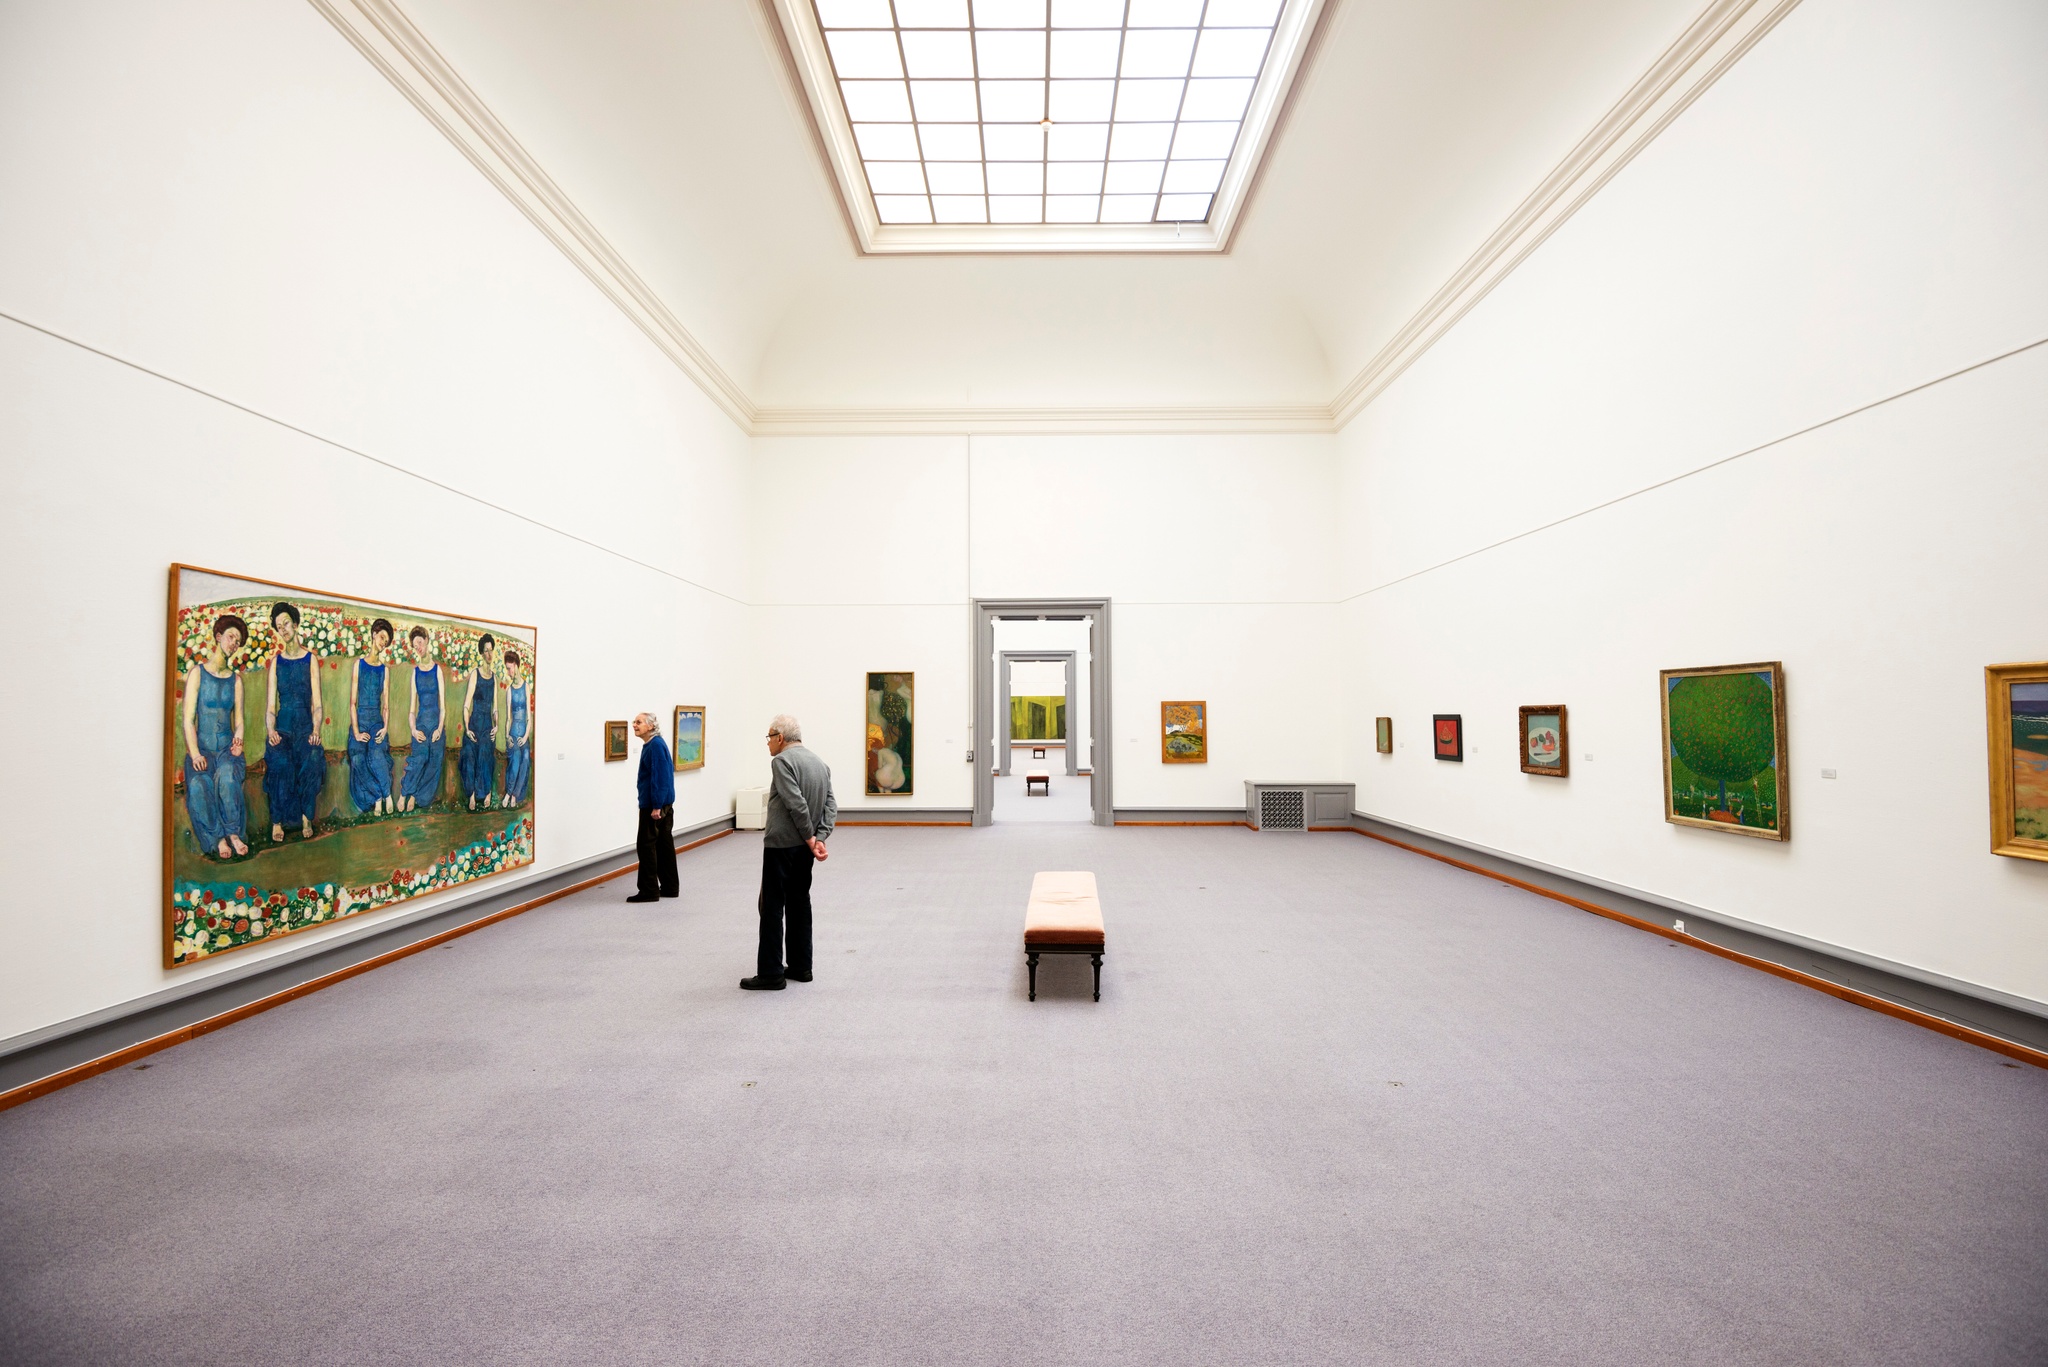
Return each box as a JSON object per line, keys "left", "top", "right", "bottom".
{"left": 1674, "top": 919, "right": 1686, "bottom": 934}
{"left": 1821, "top": 768, "right": 1837, "bottom": 779}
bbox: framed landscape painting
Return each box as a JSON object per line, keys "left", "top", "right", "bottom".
{"left": 1375, "top": 717, "right": 1392, "bottom": 754}
{"left": 165, "top": 565, "right": 536, "bottom": 967}
{"left": 1986, "top": 662, "right": 2048, "bottom": 861}
{"left": 1519, "top": 705, "right": 1568, "bottom": 777}
{"left": 673, "top": 705, "right": 705, "bottom": 772}
{"left": 867, "top": 671, "right": 914, "bottom": 795}
{"left": 1161, "top": 701, "right": 1207, "bottom": 763}
{"left": 1432, "top": 714, "right": 1463, "bottom": 761}
{"left": 1661, "top": 661, "right": 1787, "bottom": 840}
{"left": 604, "top": 720, "right": 629, "bottom": 761}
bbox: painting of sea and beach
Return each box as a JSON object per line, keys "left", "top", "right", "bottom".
{"left": 2001, "top": 678, "right": 2048, "bottom": 852}
{"left": 165, "top": 566, "right": 536, "bottom": 966}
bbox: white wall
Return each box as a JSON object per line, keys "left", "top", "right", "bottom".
{"left": 751, "top": 433, "right": 1343, "bottom": 813}
{"left": 0, "top": 0, "right": 754, "bottom": 1043}
{"left": 1335, "top": 0, "right": 2048, "bottom": 1007}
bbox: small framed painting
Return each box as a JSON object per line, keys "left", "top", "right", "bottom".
{"left": 604, "top": 720, "right": 629, "bottom": 761}
{"left": 1161, "top": 701, "right": 1207, "bottom": 763}
{"left": 1660, "top": 661, "right": 1787, "bottom": 839}
{"left": 672, "top": 704, "right": 705, "bottom": 772}
{"left": 1432, "top": 714, "right": 1462, "bottom": 761}
{"left": 1986, "top": 662, "right": 2048, "bottom": 861}
{"left": 1375, "top": 717, "right": 1392, "bottom": 754}
{"left": 1518, "top": 706, "right": 1568, "bottom": 777}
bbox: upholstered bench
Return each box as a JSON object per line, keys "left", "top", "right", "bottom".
{"left": 1025, "top": 870, "right": 1104, "bottom": 1002}
{"left": 1025, "top": 771, "right": 1051, "bottom": 796}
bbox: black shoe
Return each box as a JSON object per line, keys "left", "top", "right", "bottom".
{"left": 626, "top": 893, "right": 660, "bottom": 903}
{"left": 740, "top": 975, "right": 786, "bottom": 991}
{"left": 784, "top": 969, "right": 812, "bottom": 983}
{"left": 660, "top": 889, "right": 679, "bottom": 898}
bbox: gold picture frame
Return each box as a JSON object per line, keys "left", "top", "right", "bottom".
{"left": 604, "top": 720, "right": 629, "bottom": 761}
{"left": 672, "top": 705, "right": 705, "bottom": 772}
{"left": 1660, "top": 662, "right": 1788, "bottom": 840}
{"left": 1986, "top": 661, "right": 2048, "bottom": 861}
{"left": 1375, "top": 717, "right": 1392, "bottom": 754}
{"left": 1161, "top": 701, "right": 1207, "bottom": 763}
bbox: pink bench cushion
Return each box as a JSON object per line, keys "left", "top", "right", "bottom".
{"left": 1024, "top": 871, "right": 1104, "bottom": 946}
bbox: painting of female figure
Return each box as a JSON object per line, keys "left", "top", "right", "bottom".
{"left": 167, "top": 566, "right": 536, "bottom": 967}
{"left": 263, "top": 601, "right": 326, "bottom": 844}
{"left": 501, "top": 648, "right": 533, "bottom": 808}
{"left": 398, "top": 625, "right": 445, "bottom": 812}
{"left": 181, "top": 613, "right": 249, "bottom": 860}
{"left": 460, "top": 634, "right": 499, "bottom": 810}
{"left": 348, "top": 617, "right": 396, "bottom": 816}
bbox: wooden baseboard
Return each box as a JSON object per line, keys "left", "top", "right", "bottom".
{"left": 0, "top": 829, "right": 734, "bottom": 1114}
{"left": 836, "top": 820, "right": 973, "bottom": 827}
{"left": 1321, "top": 826, "right": 2048, "bottom": 1071}
{"left": 1115, "top": 820, "right": 1253, "bottom": 827}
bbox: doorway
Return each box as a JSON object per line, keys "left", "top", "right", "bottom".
{"left": 972, "top": 599, "right": 1112, "bottom": 827}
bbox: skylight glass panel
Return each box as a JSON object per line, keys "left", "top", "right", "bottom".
{"left": 811, "top": 0, "right": 1285, "bottom": 226}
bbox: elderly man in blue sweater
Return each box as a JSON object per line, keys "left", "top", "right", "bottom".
{"left": 627, "top": 711, "right": 677, "bottom": 903}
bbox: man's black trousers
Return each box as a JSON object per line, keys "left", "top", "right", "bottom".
{"left": 758, "top": 844, "right": 814, "bottom": 980}
{"left": 636, "top": 808, "right": 677, "bottom": 897}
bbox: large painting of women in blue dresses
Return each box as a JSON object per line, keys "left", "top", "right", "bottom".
{"left": 165, "top": 565, "right": 537, "bottom": 967}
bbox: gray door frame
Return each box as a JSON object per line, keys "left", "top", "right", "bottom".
{"left": 973, "top": 599, "right": 1111, "bottom": 827}
{"left": 997, "top": 651, "right": 1078, "bottom": 777}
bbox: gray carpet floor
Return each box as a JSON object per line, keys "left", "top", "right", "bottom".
{"left": 2, "top": 826, "right": 2044, "bottom": 1366}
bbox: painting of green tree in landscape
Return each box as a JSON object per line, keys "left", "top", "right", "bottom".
{"left": 165, "top": 565, "right": 536, "bottom": 967}
{"left": 1660, "top": 662, "right": 1787, "bottom": 840}
{"left": 1986, "top": 664, "right": 2048, "bottom": 860}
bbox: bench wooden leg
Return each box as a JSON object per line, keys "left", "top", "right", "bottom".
{"left": 1090, "top": 952, "right": 1102, "bottom": 1002}
{"left": 1027, "top": 950, "right": 1040, "bottom": 1001}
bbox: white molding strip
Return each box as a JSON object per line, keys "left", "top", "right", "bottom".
{"left": 750, "top": 403, "right": 1335, "bottom": 435}
{"left": 309, "top": 0, "right": 1797, "bottom": 436}
{"left": 306, "top": 0, "right": 758, "bottom": 431}
{"left": 1327, "top": 0, "right": 1805, "bottom": 427}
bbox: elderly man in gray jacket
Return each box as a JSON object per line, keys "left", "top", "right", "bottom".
{"left": 742, "top": 714, "right": 838, "bottom": 991}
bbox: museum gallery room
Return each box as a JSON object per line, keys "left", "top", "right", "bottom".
{"left": 2, "top": 0, "right": 2046, "bottom": 1361}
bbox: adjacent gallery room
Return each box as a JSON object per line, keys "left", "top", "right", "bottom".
{"left": 1, "top": 0, "right": 2044, "bottom": 1362}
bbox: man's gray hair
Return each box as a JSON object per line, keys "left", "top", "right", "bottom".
{"left": 768, "top": 714, "right": 802, "bottom": 743}
{"left": 634, "top": 711, "right": 656, "bottom": 729}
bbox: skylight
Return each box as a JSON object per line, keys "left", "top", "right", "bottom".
{"left": 772, "top": 0, "right": 1324, "bottom": 251}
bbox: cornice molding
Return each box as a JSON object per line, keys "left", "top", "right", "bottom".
{"left": 311, "top": 0, "right": 1798, "bottom": 437}
{"left": 1327, "top": 0, "right": 1805, "bottom": 427}
{"left": 307, "top": 0, "right": 759, "bottom": 430}
{"left": 750, "top": 404, "right": 1336, "bottom": 436}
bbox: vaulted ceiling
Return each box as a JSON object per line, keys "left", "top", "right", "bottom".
{"left": 325, "top": 0, "right": 1789, "bottom": 427}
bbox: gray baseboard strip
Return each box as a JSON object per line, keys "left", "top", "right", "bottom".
{"left": 0, "top": 814, "right": 736, "bottom": 1098}
{"left": 835, "top": 809, "right": 973, "bottom": 824}
{"left": 1348, "top": 812, "right": 2048, "bottom": 1053}
{"left": 1114, "top": 808, "right": 1250, "bottom": 824}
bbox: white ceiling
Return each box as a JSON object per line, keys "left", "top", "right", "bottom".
{"left": 364, "top": 0, "right": 1743, "bottom": 420}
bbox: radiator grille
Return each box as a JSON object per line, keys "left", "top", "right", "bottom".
{"left": 1260, "top": 789, "right": 1305, "bottom": 830}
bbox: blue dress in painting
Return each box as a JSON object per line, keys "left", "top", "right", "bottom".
{"left": 264, "top": 652, "right": 324, "bottom": 828}
{"left": 459, "top": 670, "right": 497, "bottom": 803}
{"left": 399, "top": 664, "right": 444, "bottom": 805}
{"left": 183, "top": 666, "right": 246, "bottom": 853}
{"left": 346, "top": 659, "right": 393, "bottom": 812}
{"left": 503, "top": 681, "right": 532, "bottom": 805}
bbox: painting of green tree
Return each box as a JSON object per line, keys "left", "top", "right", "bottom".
{"left": 1662, "top": 664, "right": 1787, "bottom": 838}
